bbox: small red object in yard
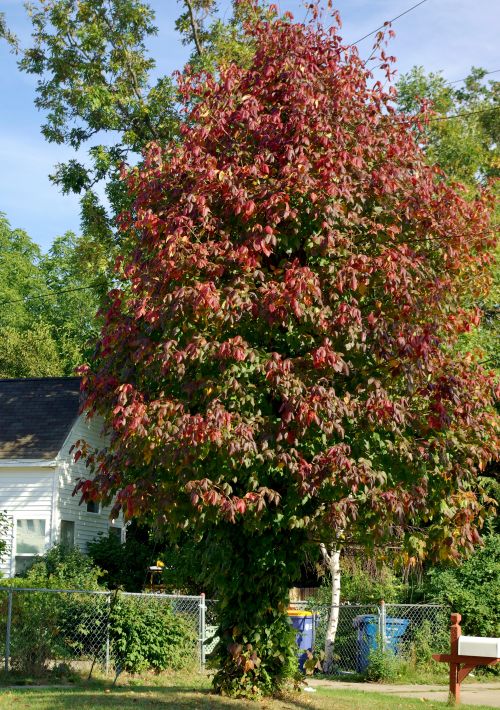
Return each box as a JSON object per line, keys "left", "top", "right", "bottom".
{"left": 432, "top": 613, "right": 500, "bottom": 705}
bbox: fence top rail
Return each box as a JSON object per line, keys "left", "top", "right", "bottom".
{"left": 0, "top": 586, "right": 112, "bottom": 595}
{"left": 291, "top": 602, "right": 379, "bottom": 608}
{"left": 384, "top": 603, "right": 445, "bottom": 608}
{"left": 0, "top": 587, "right": 209, "bottom": 601}
{"left": 120, "top": 592, "right": 204, "bottom": 601}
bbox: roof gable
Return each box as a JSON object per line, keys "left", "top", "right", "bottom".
{"left": 0, "top": 377, "right": 82, "bottom": 460}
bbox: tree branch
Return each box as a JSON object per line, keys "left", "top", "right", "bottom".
{"left": 184, "top": 0, "right": 204, "bottom": 56}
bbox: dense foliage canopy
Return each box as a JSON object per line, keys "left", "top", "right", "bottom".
{"left": 397, "top": 67, "right": 499, "bottom": 372}
{"left": 75, "top": 8, "right": 499, "bottom": 695}
{"left": 426, "top": 534, "right": 500, "bottom": 637}
{"left": 0, "top": 214, "right": 100, "bottom": 377}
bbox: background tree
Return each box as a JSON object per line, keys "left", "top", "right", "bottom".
{"left": 0, "top": 213, "right": 61, "bottom": 377}
{"left": 176, "top": 0, "right": 272, "bottom": 72}
{"left": 38, "top": 232, "right": 103, "bottom": 371}
{"left": 17, "top": 0, "right": 178, "bottom": 280}
{"left": 397, "top": 66, "right": 499, "bottom": 185}
{"left": 0, "top": 213, "right": 100, "bottom": 376}
{"left": 397, "top": 66, "right": 499, "bottom": 371}
{"left": 396, "top": 65, "right": 500, "bottom": 530}
{"left": 76, "top": 9, "right": 499, "bottom": 696}
{"left": 425, "top": 533, "right": 500, "bottom": 638}
{"left": 15, "top": 0, "right": 258, "bottom": 284}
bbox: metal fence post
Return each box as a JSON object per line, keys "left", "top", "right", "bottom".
{"left": 379, "top": 599, "right": 386, "bottom": 652}
{"left": 105, "top": 592, "right": 111, "bottom": 676}
{"left": 5, "top": 590, "right": 13, "bottom": 673}
{"left": 199, "top": 593, "right": 206, "bottom": 671}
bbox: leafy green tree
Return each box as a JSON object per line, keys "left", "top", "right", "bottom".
{"left": 38, "top": 232, "right": 102, "bottom": 372}
{"left": 15, "top": 1, "right": 264, "bottom": 280}
{"left": 0, "top": 324, "right": 62, "bottom": 378}
{"left": 0, "top": 214, "right": 47, "bottom": 329}
{"left": 87, "top": 524, "right": 155, "bottom": 592}
{"left": 17, "top": 0, "right": 176, "bottom": 278}
{"left": 313, "top": 556, "right": 407, "bottom": 605}
{"left": 0, "top": 213, "right": 61, "bottom": 376}
{"left": 175, "top": 0, "right": 271, "bottom": 72}
{"left": 397, "top": 67, "right": 499, "bottom": 371}
{"left": 0, "top": 213, "right": 100, "bottom": 376}
{"left": 425, "top": 534, "right": 500, "bottom": 637}
{"left": 397, "top": 66, "right": 499, "bottom": 185}
{"left": 0, "top": 10, "right": 18, "bottom": 50}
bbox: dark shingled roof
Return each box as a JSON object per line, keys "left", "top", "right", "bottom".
{"left": 0, "top": 377, "right": 82, "bottom": 460}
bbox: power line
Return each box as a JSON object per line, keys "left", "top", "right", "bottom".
{"left": 352, "top": 0, "right": 429, "bottom": 45}
{"left": 0, "top": 284, "right": 98, "bottom": 307}
{"left": 426, "top": 106, "right": 500, "bottom": 122}
{"left": 448, "top": 69, "right": 500, "bottom": 85}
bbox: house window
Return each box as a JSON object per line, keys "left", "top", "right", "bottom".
{"left": 86, "top": 501, "right": 100, "bottom": 513}
{"left": 15, "top": 518, "right": 46, "bottom": 574}
{"left": 60, "top": 520, "right": 75, "bottom": 547}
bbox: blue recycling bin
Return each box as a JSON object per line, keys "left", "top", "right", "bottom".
{"left": 353, "top": 614, "right": 409, "bottom": 672}
{"left": 287, "top": 610, "right": 316, "bottom": 671}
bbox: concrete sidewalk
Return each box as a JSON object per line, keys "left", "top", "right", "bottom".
{"left": 307, "top": 679, "right": 500, "bottom": 708}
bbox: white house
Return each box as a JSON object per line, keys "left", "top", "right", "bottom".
{"left": 0, "top": 377, "right": 123, "bottom": 577}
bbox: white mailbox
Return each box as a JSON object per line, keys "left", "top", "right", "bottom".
{"left": 458, "top": 636, "right": 500, "bottom": 658}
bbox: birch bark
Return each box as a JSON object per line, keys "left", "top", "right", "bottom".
{"left": 320, "top": 543, "right": 341, "bottom": 674}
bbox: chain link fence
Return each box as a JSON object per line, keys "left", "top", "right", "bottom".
{"left": 0, "top": 587, "right": 207, "bottom": 678}
{"left": 290, "top": 600, "right": 449, "bottom": 674}
{"left": 0, "top": 588, "right": 448, "bottom": 680}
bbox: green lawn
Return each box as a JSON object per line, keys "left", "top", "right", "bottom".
{"left": 0, "top": 674, "right": 496, "bottom": 710}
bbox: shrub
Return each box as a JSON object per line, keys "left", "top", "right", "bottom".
{"left": 19, "top": 544, "right": 103, "bottom": 590}
{"left": 109, "top": 594, "right": 197, "bottom": 674}
{"left": 424, "top": 534, "right": 500, "bottom": 637}
{"left": 87, "top": 527, "right": 154, "bottom": 591}
{"left": 1, "top": 545, "right": 104, "bottom": 675}
{"left": 5, "top": 588, "right": 70, "bottom": 676}
{"left": 365, "top": 643, "right": 405, "bottom": 682}
{"left": 87, "top": 524, "right": 207, "bottom": 595}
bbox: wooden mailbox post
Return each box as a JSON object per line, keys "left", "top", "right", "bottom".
{"left": 432, "top": 613, "right": 500, "bottom": 704}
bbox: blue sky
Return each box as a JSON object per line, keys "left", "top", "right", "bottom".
{"left": 0, "top": 0, "right": 498, "bottom": 252}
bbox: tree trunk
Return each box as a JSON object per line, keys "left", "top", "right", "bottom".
{"left": 320, "top": 544, "right": 341, "bottom": 674}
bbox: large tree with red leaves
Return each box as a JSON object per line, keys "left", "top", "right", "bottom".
{"left": 76, "top": 7, "right": 499, "bottom": 696}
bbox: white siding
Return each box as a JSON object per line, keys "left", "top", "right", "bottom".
{"left": 0, "top": 466, "right": 56, "bottom": 577}
{"left": 56, "top": 414, "right": 123, "bottom": 551}
{"left": 0, "top": 414, "right": 125, "bottom": 578}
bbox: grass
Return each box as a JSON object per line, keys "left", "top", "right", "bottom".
{"left": 0, "top": 672, "right": 497, "bottom": 710}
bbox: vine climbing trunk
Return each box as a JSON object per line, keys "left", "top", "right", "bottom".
{"left": 320, "top": 544, "right": 341, "bottom": 674}
{"left": 210, "top": 523, "right": 303, "bottom": 696}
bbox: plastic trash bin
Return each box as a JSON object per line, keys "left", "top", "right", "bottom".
{"left": 353, "top": 614, "right": 409, "bottom": 672}
{"left": 385, "top": 617, "right": 410, "bottom": 654}
{"left": 287, "top": 609, "right": 316, "bottom": 671}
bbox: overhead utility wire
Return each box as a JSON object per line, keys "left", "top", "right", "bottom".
{"left": 352, "top": 0, "right": 429, "bottom": 45}
{"left": 448, "top": 69, "right": 500, "bottom": 85}
{"left": 0, "top": 284, "right": 97, "bottom": 307}
{"left": 426, "top": 106, "right": 500, "bottom": 122}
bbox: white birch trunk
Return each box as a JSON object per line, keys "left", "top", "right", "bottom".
{"left": 320, "top": 543, "right": 341, "bottom": 674}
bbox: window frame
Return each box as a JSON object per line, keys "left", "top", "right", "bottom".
{"left": 60, "top": 519, "right": 75, "bottom": 547}
{"left": 13, "top": 515, "right": 49, "bottom": 574}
